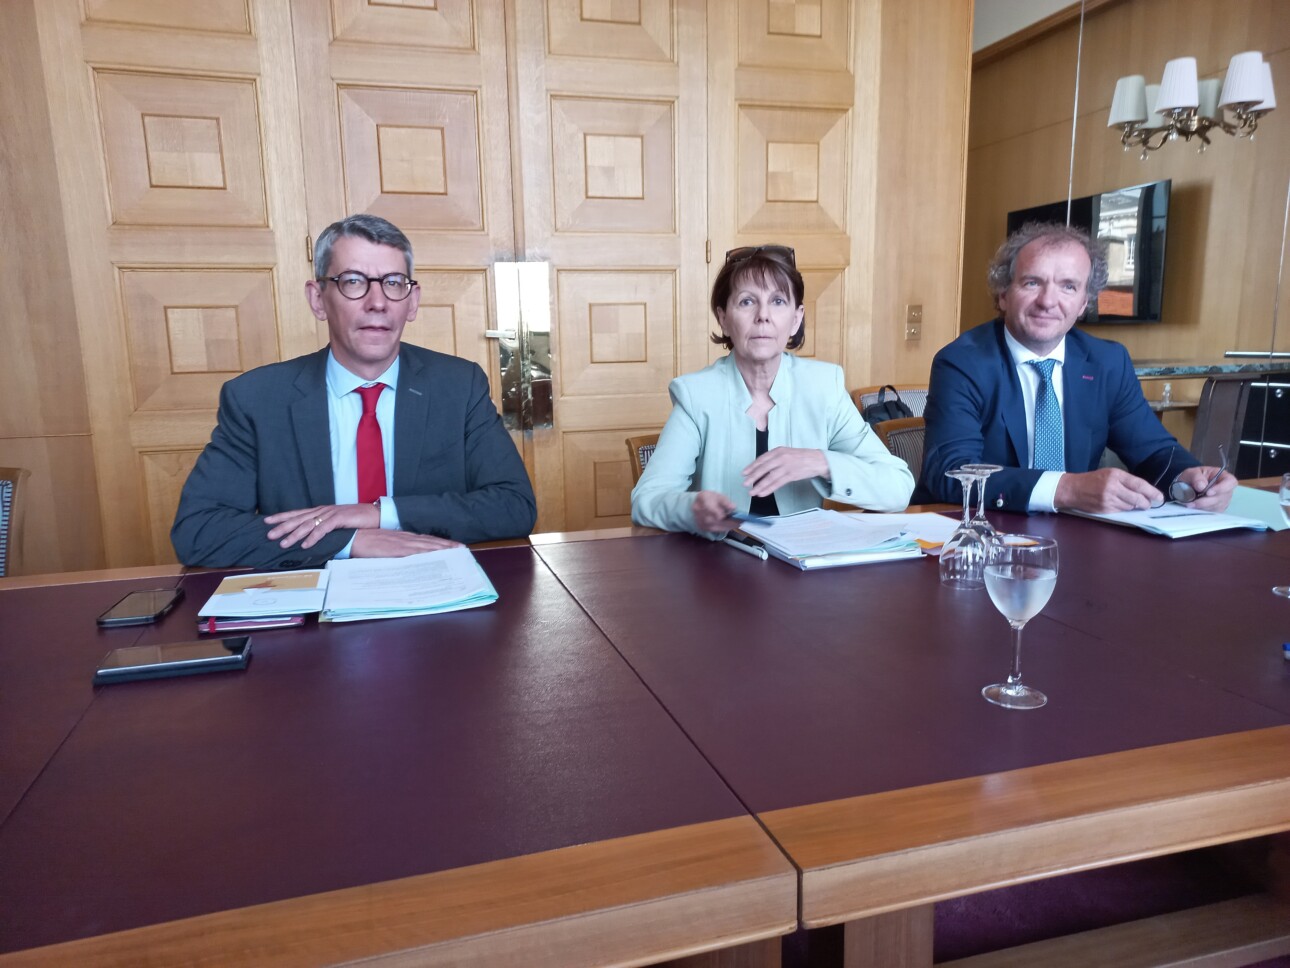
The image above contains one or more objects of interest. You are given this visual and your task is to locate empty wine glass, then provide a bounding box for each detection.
[982,534,1058,709]
[963,462,1003,542]
[1274,473,1290,598]
[941,468,989,589]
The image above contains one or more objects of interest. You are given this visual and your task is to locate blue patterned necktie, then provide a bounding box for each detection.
[1027,358,1065,471]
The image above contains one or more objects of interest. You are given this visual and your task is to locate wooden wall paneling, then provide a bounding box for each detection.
[33,0,312,568]
[289,0,518,472]
[709,0,855,373]
[0,437,106,576]
[513,0,707,532]
[0,1,101,575]
[867,0,973,387]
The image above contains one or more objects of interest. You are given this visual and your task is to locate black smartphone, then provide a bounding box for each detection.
[93,636,251,685]
[96,588,184,628]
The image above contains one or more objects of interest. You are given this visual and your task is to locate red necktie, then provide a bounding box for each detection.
[355,384,387,505]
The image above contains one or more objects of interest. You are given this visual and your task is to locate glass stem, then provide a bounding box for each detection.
[961,479,973,525]
[1006,621,1025,689]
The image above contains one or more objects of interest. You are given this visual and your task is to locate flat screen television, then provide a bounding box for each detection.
[1006,179,1171,324]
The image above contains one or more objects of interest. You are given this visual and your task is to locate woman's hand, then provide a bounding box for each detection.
[692,490,737,532]
[742,448,830,497]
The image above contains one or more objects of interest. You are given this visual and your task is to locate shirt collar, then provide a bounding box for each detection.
[326,350,400,399]
[1003,325,1066,368]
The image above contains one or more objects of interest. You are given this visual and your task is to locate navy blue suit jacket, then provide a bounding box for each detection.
[913,320,1195,510]
[172,344,536,568]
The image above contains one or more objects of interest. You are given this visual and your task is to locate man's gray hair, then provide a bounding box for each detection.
[986,221,1109,306]
[312,214,414,279]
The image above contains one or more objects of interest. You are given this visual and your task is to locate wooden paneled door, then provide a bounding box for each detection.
[512,0,711,532]
[35,0,315,566]
[288,0,517,417]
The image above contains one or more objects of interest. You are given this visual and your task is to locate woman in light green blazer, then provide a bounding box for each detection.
[631,245,914,538]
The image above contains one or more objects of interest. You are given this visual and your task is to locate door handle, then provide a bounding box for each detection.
[484,329,517,340]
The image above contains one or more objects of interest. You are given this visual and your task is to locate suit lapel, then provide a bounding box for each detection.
[1062,334,1095,471]
[393,346,430,495]
[994,323,1030,466]
[290,349,335,505]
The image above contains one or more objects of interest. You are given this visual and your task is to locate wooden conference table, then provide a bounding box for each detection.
[2,513,1290,966]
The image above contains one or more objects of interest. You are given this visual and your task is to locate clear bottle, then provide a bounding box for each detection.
[1161,382,1172,406]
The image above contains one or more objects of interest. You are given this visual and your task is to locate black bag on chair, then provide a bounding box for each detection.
[861,385,914,424]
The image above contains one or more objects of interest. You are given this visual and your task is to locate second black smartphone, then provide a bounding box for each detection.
[96,587,184,628]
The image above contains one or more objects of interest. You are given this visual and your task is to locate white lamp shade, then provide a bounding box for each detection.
[1109,74,1148,125]
[1220,51,1266,106]
[1155,56,1199,111]
[1144,84,1167,127]
[1197,77,1222,119]
[1254,60,1276,111]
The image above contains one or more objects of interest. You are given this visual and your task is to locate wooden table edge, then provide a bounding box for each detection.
[758,725,1290,926]
[0,815,796,967]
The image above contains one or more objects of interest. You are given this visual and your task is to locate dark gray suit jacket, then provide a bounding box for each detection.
[172,344,536,568]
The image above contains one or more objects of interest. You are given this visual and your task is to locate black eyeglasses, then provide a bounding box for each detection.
[321,272,417,301]
[724,245,796,268]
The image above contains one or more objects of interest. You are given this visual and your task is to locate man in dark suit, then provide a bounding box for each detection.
[172,214,536,569]
[914,222,1234,513]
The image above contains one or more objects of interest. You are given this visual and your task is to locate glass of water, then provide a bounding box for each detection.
[982,534,1058,709]
[1274,474,1290,598]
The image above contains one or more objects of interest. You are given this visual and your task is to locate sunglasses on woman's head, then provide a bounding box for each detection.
[724,245,796,268]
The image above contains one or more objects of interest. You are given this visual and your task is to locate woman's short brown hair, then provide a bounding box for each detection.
[709,245,806,351]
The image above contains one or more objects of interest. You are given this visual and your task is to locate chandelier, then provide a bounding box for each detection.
[1108,51,1276,158]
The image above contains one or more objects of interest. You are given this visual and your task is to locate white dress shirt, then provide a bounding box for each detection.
[325,351,402,557]
[1002,327,1066,512]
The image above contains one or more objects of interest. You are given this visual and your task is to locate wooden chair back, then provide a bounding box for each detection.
[626,434,660,484]
[872,418,926,479]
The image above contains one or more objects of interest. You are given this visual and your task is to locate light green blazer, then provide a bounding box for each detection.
[631,354,914,537]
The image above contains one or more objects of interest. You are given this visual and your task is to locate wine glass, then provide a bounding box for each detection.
[1274,473,1290,598]
[982,534,1058,709]
[963,462,1003,541]
[941,469,989,589]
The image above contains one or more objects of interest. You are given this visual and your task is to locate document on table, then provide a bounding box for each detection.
[1224,485,1290,531]
[1064,505,1268,538]
[736,508,923,569]
[320,546,498,622]
[197,570,329,618]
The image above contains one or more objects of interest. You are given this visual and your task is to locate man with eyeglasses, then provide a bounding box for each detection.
[172,214,536,568]
[914,222,1235,514]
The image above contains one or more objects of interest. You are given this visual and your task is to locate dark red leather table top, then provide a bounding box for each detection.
[0,548,748,953]
[534,516,1290,814]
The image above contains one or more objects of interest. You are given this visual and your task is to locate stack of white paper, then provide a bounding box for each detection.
[320,546,498,622]
[197,547,498,624]
[1065,505,1268,538]
[737,509,924,570]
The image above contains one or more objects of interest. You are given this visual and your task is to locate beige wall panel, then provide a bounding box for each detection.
[560,430,639,530]
[338,85,485,231]
[119,269,280,412]
[95,71,267,227]
[548,0,673,61]
[737,104,848,235]
[550,96,677,234]
[404,269,493,376]
[330,0,474,50]
[0,436,106,576]
[0,0,90,442]
[139,449,201,564]
[84,0,251,34]
[738,0,851,71]
[556,270,677,398]
[799,267,844,365]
